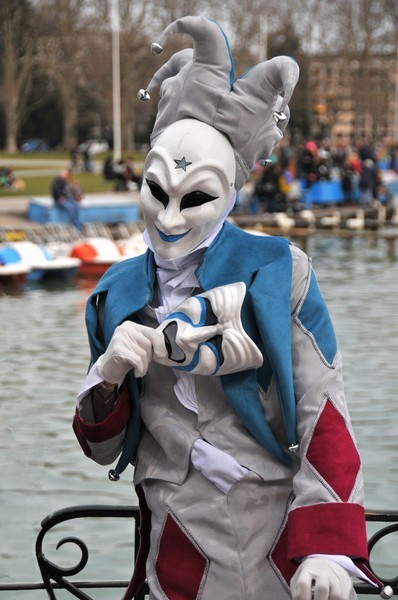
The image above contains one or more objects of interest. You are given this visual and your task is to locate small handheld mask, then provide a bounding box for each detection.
[153,282,263,376]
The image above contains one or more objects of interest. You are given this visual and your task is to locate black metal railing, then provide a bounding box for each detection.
[0,506,397,598]
[0,505,146,599]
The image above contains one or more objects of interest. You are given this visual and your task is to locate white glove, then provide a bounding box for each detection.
[96,321,166,384]
[290,557,355,600]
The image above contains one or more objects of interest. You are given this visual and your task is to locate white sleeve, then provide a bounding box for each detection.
[307,555,377,587]
[76,361,105,407]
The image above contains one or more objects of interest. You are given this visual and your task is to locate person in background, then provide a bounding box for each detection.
[0,167,25,191]
[253,161,284,213]
[111,159,128,191]
[341,161,356,205]
[299,141,319,189]
[107,158,143,192]
[72,16,390,600]
[359,158,377,205]
[124,158,143,190]
[103,155,115,182]
[389,143,398,172]
[70,143,80,173]
[51,168,82,229]
[82,143,94,173]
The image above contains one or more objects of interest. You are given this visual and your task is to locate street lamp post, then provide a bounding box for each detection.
[259,14,268,62]
[111,0,122,162]
[394,41,398,143]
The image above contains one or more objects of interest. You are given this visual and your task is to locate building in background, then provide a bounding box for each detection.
[308,52,398,145]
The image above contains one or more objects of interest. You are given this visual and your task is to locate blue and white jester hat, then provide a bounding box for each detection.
[138,15,299,191]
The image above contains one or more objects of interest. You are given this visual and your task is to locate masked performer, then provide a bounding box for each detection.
[73,16,390,600]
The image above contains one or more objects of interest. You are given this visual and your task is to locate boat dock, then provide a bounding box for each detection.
[232,203,398,257]
[1,194,398,258]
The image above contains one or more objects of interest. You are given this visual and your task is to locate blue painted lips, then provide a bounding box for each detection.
[156,226,191,242]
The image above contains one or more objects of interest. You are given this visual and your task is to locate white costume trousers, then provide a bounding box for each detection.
[141,464,293,600]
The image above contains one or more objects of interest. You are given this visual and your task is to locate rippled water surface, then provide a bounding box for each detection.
[1,236,397,598]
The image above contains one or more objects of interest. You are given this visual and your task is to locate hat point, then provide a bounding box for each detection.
[151,42,163,55]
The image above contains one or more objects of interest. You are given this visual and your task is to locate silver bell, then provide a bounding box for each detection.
[108,469,120,481]
[150,42,163,55]
[137,89,150,102]
[289,443,300,454]
[273,111,287,123]
[259,159,273,167]
[380,585,393,599]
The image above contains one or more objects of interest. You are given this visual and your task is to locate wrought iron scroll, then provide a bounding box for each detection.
[0,507,397,597]
[34,507,398,598]
[356,512,398,595]
[35,504,145,599]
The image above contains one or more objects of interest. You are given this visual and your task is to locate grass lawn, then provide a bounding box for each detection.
[0,149,146,197]
[0,172,116,197]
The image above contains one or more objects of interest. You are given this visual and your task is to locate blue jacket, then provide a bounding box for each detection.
[85,221,336,477]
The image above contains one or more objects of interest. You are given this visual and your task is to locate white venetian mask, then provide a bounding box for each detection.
[140,118,236,259]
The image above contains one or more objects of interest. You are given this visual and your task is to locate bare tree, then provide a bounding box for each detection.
[80,0,153,152]
[0,0,37,152]
[3,0,396,151]
[35,0,94,150]
[148,0,220,31]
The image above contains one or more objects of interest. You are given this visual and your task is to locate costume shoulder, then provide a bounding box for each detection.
[221,220,291,265]
[200,221,292,289]
[85,250,155,357]
[92,251,150,295]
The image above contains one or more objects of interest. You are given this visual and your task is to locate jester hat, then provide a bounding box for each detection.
[138,16,299,190]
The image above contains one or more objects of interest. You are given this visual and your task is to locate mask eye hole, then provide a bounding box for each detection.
[163,321,186,363]
[146,178,169,208]
[202,297,218,326]
[180,191,218,211]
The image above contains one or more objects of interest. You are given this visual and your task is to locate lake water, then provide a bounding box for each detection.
[1,235,397,599]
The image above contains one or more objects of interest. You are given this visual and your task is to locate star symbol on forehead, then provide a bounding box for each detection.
[174,156,192,171]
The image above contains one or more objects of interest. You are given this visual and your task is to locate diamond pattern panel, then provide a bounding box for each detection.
[269,519,299,587]
[156,513,208,600]
[306,398,361,501]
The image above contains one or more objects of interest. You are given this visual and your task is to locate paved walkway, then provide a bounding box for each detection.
[0,196,33,228]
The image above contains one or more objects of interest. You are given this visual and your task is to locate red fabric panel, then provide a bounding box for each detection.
[269,519,299,586]
[73,380,130,443]
[156,513,208,600]
[288,502,368,560]
[72,417,92,457]
[123,484,152,600]
[306,398,361,501]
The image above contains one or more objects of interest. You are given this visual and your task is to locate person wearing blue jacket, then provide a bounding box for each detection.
[73,16,389,600]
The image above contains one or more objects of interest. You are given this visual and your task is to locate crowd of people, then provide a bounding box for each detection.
[102,156,142,191]
[70,143,95,173]
[238,137,396,214]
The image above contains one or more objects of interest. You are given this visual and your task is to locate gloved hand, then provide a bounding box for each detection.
[96,321,166,384]
[290,557,354,600]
